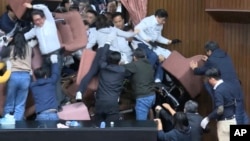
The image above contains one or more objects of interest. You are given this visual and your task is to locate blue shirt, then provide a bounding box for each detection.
[30,63,59,113]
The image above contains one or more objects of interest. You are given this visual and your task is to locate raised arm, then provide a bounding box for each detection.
[23,3,54,22]
[99,44,110,66]
[115,27,139,39]
[162,103,176,116]
[24,28,35,40]
[49,54,59,83]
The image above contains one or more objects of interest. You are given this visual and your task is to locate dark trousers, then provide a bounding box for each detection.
[42,50,67,106]
[94,100,120,123]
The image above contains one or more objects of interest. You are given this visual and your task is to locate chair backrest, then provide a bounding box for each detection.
[7,0,32,19]
[54,11,88,52]
[161,50,204,98]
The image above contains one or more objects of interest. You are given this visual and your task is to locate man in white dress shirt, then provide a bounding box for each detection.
[135,9,181,83]
[23,2,67,108]
[112,12,133,64]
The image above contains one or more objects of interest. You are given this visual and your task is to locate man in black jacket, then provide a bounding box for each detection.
[94,44,127,122]
[190,41,249,124]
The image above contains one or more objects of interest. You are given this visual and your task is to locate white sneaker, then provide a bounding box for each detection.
[0,113,15,125]
[75,91,82,101]
[154,78,161,83]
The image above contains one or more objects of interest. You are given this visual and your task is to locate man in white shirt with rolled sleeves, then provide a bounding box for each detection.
[135,9,181,84]
[23,2,67,109]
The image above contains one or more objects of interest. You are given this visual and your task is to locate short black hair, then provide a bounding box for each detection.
[62,0,70,5]
[55,6,67,13]
[123,24,134,31]
[132,48,146,59]
[173,112,189,131]
[34,67,48,79]
[205,41,219,52]
[95,14,111,30]
[107,51,121,65]
[111,12,124,20]
[107,0,118,5]
[69,3,80,11]
[184,100,198,113]
[79,0,90,3]
[205,67,221,80]
[155,9,168,18]
[31,9,45,18]
[6,5,13,12]
[87,9,98,17]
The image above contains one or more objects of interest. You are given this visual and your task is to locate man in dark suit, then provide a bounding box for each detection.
[201,68,237,141]
[190,41,249,124]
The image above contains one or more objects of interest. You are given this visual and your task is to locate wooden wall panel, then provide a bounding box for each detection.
[0,0,7,15]
[148,0,250,141]
[223,23,250,113]
[206,0,250,10]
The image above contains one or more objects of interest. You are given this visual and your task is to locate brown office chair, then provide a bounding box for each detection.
[54,11,88,53]
[8,0,63,19]
[161,50,204,98]
[7,0,32,19]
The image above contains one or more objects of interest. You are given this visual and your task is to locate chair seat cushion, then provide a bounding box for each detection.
[57,102,90,120]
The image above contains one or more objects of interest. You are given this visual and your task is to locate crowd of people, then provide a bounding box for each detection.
[0,0,249,141]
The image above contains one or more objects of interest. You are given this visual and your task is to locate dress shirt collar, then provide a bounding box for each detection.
[213,79,224,90]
